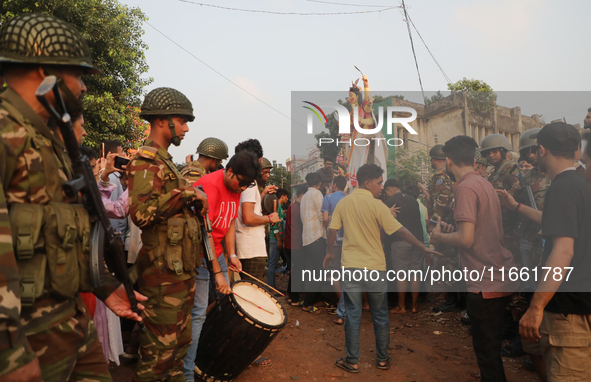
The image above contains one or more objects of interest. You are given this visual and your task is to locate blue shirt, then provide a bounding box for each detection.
[322,191,346,246]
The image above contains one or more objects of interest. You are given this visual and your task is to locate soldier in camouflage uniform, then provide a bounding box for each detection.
[474,149,488,177]
[127,87,213,381]
[0,13,145,382]
[510,128,550,282]
[481,134,521,264]
[180,137,229,184]
[425,145,461,311]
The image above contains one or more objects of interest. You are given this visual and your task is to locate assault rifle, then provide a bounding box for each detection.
[35,76,145,333]
[515,165,538,237]
[193,186,222,312]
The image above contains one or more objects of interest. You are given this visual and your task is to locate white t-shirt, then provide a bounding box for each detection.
[236,181,267,259]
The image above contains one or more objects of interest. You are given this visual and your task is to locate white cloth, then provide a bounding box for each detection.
[94,299,124,365]
[301,187,325,246]
[235,181,267,259]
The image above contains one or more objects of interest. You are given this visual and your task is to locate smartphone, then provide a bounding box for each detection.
[114,156,130,170]
[429,219,449,228]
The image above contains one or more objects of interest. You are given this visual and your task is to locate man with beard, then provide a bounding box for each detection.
[431,136,518,382]
[584,107,591,129]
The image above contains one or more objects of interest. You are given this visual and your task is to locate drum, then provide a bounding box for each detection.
[261,193,277,215]
[195,280,287,381]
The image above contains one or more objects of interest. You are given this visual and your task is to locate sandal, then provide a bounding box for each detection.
[335,357,359,374]
[291,301,304,307]
[321,301,336,310]
[303,306,322,314]
[253,356,272,367]
[376,357,391,370]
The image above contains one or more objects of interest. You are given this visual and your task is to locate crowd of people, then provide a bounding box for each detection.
[282,122,590,382]
[1,11,590,382]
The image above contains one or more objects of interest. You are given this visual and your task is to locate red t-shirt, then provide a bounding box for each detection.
[454,171,518,297]
[194,170,241,256]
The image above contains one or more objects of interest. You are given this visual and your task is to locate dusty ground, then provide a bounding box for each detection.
[111,272,539,382]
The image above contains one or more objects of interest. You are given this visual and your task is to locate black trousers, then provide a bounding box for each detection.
[466,293,511,382]
[286,248,300,302]
[302,238,326,307]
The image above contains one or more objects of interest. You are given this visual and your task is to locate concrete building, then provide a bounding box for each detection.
[291,144,323,181]
[386,92,544,152]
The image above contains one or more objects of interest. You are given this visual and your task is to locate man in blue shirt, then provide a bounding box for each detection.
[322,176,348,324]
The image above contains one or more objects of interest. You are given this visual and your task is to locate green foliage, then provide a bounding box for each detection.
[315,111,341,162]
[424,90,444,106]
[268,160,292,191]
[0,0,152,151]
[388,149,432,188]
[447,77,497,115]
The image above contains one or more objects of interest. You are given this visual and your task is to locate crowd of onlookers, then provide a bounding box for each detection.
[282,122,591,381]
[78,120,591,382]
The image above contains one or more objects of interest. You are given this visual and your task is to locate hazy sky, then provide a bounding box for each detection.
[121,0,591,164]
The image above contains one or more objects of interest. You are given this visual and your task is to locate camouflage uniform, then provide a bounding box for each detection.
[487,159,521,263]
[510,165,549,292]
[0,14,117,381]
[180,160,206,185]
[427,166,458,289]
[128,138,201,382]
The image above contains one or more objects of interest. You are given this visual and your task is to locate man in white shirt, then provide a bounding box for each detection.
[236,160,280,280]
[300,172,326,313]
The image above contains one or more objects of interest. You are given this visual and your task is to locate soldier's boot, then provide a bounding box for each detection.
[501,335,525,358]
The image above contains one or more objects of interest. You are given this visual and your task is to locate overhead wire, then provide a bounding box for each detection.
[406,12,452,85]
[178,0,398,15]
[401,0,426,105]
[144,21,299,126]
[302,0,399,8]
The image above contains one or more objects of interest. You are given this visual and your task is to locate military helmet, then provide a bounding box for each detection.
[429,144,446,160]
[474,149,488,166]
[140,87,195,122]
[0,13,99,74]
[480,134,512,152]
[519,128,541,151]
[261,157,273,169]
[196,137,228,160]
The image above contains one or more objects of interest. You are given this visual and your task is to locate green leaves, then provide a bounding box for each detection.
[0,0,152,152]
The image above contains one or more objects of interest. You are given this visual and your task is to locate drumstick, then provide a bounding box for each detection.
[233,292,274,315]
[229,266,285,297]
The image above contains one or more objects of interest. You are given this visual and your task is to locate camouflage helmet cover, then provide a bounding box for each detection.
[140,87,195,121]
[0,13,99,73]
[429,144,446,160]
[474,149,488,166]
[261,157,273,169]
[519,128,541,151]
[480,134,513,152]
[196,137,229,160]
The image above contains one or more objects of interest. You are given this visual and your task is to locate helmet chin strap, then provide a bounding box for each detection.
[168,115,181,146]
[43,70,83,115]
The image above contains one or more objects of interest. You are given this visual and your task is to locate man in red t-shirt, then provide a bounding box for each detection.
[431,136,518,381]
[183,150,260,381]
